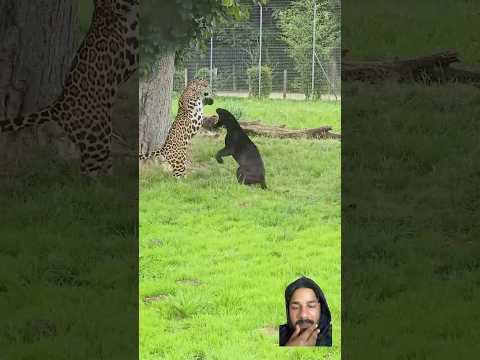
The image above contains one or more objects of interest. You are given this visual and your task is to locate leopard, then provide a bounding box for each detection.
[0,0,139,176]
[139,79,214,177]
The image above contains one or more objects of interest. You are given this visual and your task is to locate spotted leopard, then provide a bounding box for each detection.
[0,0,138,176]
[139,79,214,177]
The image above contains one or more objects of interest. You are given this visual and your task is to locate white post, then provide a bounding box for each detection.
[258,2,263,97]
[311,0,317,100]
[184,68,188,88]
[210,36,213,88]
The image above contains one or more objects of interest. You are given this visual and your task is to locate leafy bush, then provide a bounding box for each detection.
[173,69,186,93]
[195,67,211,80]
[247,65,272,98]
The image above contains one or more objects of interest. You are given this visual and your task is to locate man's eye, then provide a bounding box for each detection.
[308,304,317,309]
[290,306,299,310]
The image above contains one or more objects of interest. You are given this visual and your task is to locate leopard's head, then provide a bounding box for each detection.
[180,79,214,110]
[95,0,138,17]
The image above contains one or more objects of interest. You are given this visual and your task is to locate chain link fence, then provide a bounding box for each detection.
[174,0,340,101]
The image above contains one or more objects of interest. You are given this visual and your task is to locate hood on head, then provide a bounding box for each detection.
[284,276,332,342]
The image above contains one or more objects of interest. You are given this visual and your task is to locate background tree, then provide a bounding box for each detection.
[276,0,340,98]
[139,0,262,154]
[0,0,79,157]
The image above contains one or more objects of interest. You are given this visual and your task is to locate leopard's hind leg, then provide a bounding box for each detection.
[72,116,113,176]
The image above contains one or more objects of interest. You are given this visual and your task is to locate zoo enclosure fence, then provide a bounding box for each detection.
[174,0,341,101]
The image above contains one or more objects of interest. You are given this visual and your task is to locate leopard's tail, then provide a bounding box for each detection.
[1,107,56,133]
[139,148,163,161]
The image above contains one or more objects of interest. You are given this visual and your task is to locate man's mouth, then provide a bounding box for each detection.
[296,319,315,330]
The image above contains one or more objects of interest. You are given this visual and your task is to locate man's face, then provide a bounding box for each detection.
[288,288,321,331]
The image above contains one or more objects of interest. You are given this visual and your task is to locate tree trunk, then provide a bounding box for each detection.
[0,0,79,156]
[139,49,175,154]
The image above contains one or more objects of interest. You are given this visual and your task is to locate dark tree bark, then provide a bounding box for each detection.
[0,0,79,156]
[342,50,480,87]
[139,49,175,154]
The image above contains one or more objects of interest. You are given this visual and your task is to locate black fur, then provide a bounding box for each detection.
[214,108,267,189]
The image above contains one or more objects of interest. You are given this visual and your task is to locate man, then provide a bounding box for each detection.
[279,276,332,346]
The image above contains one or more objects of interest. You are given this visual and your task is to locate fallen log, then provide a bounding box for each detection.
[342,50,480,87]
[202,116,341,140]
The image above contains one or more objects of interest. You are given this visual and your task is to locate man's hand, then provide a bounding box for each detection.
[285,323,319,346]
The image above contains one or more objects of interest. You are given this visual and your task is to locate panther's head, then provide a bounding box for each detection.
[212,108,236,129]
[180,79,214,109]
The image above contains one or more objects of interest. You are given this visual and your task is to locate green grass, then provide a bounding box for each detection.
[140,100,341,359]
[172,96,341,132]
[342,1,480,356]
[0,158,138,359]
[343,0,480,64]
[342,81,480,358]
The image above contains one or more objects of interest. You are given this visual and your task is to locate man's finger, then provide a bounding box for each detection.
[299,323,317,339]
[291,324,301,338]
[307,327,320,343]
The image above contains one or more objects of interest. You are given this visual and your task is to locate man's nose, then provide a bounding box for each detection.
[300,306,310,317]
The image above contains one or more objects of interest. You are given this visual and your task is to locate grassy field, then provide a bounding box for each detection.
[140,98,341,359]
[341,0,480,357]
[342,81,480,358]
[200,97,340,132]
[343,0,480,64]
[0,163,138,359]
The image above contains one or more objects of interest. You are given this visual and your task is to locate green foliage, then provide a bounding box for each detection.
[140,0,251,74]
[247,66,272,98]
[194,67,211,80]
[276,0,339,98]
[173,69,186,93]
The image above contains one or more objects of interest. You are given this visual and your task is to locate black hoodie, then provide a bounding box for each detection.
[279,276,332,346]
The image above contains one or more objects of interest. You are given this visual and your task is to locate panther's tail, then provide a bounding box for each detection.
[1,107,56,133]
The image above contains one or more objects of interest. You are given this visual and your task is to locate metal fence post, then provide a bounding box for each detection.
[311,0,317,100]
[209,36,213,89]
[184,68,188,89]
[258,2,263,98]
[233,64,236,91]
[283,69,287,99]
